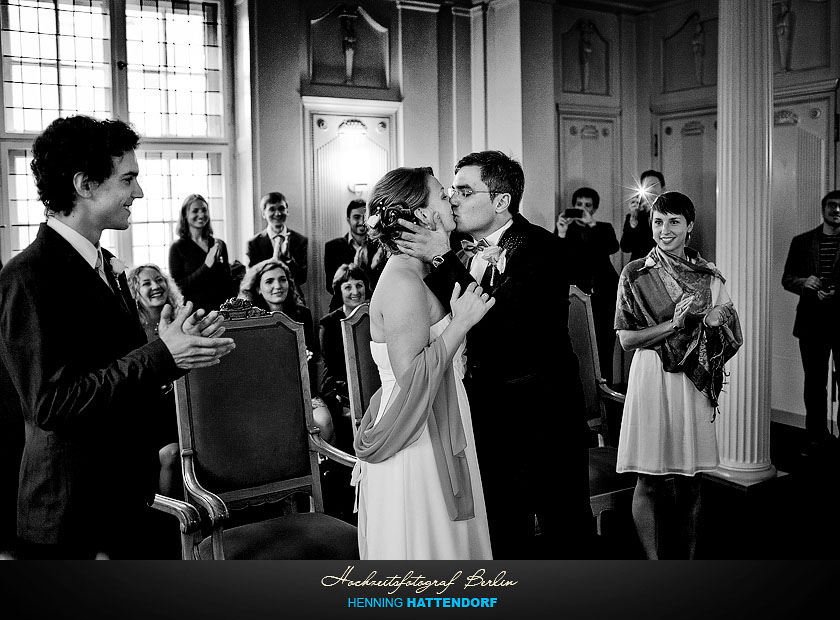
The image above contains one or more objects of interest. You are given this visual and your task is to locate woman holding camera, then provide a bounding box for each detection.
[615,191,742,559]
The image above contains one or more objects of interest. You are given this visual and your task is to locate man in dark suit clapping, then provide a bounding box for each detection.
[246,192,308,302]
[0,115,235,559]
[396,150,593,558]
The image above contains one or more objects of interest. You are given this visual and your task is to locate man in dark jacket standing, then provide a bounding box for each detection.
[0,115,234,558]
[555,186,620,383]
[396,150,593,559]
[782,189,840,453]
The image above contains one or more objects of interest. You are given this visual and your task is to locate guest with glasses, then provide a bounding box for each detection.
[394,151,593,559]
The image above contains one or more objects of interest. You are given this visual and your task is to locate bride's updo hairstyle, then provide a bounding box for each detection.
[366,166,434,254]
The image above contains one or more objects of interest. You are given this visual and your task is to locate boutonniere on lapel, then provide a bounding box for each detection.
[109,257,127,290]
[482,246,507,287]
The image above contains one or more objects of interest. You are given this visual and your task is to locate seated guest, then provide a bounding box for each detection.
[126,264,184,498]
[168,193,235,313]
[239,259,334,444]
[555,186,620,383]
[319,263,370,448]
[323,199,386,311]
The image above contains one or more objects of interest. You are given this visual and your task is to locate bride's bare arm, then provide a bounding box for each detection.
[382,273,434,381]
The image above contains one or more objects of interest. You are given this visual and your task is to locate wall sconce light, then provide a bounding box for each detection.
[349,182,368,196]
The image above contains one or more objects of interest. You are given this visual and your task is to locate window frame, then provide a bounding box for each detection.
[0,0,236,267]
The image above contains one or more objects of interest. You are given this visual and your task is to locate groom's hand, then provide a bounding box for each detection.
[395,212,451,262]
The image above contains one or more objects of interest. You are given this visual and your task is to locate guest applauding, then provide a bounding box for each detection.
[127,263,184,498]
[240,259,334,444]
[169,194,234,313]
[615,191,743,559]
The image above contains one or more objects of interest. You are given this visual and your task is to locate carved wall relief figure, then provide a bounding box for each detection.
[309,4,389,89]
[339,6,358,84]
[662,11,718,92]
[774,1,793,71]
[691,19,705,85]
[561,18,610,96]
[579,21,594,93]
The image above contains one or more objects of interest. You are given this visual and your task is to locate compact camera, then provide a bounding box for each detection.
[564,207,585,219]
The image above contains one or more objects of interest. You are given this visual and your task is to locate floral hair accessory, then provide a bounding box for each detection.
[110,257,127,276]
[366,214,380,228]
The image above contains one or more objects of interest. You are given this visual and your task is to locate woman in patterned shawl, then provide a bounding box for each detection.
[615,191,742,559]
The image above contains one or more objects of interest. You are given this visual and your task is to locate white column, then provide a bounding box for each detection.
[713,0,776,483]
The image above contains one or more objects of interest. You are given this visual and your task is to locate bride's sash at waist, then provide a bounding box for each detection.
[353,337,475,521]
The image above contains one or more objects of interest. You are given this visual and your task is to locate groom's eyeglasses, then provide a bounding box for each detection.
[447,186,496,200]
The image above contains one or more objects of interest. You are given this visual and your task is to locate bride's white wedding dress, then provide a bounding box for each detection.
[355,315,492,559]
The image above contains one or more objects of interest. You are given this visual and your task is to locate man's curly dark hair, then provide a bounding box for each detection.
[30,115,141,216]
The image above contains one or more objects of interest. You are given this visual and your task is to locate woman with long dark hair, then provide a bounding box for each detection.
[239,259,335,445]
[168,193,234,313]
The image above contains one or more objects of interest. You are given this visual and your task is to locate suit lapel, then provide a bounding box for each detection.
[485,214,526,292]
[101,249,134,317]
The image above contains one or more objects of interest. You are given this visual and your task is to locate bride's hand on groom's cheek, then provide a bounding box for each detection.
[394,213,450,261]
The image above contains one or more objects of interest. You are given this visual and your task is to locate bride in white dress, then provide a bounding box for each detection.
[353,166,494,560]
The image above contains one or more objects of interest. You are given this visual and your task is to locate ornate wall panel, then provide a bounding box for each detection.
[658,112,718,260]
[770,97,832,419]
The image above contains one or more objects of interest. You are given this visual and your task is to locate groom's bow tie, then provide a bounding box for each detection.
[460,238,491,257]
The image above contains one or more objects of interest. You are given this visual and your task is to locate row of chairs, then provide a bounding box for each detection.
[153,287,635,558]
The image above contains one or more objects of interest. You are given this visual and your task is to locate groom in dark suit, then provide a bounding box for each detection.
[397,150,593,558]
[0,115,235,559]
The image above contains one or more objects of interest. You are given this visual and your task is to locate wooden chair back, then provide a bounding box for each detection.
[340,303,380,437]
[171,303,357,558]
[568,286,636,535]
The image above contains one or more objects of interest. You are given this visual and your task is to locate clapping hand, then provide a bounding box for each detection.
[450,282,496,330]
[159,302,236,370]
[671,294,694,330]
[181,307,226,339]
[703,301,735,328]
[204,240,223,268]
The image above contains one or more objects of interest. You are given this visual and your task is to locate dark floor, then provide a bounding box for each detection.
[592,422,840,559]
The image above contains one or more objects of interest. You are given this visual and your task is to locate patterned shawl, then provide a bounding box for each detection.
[615,246,743,410]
